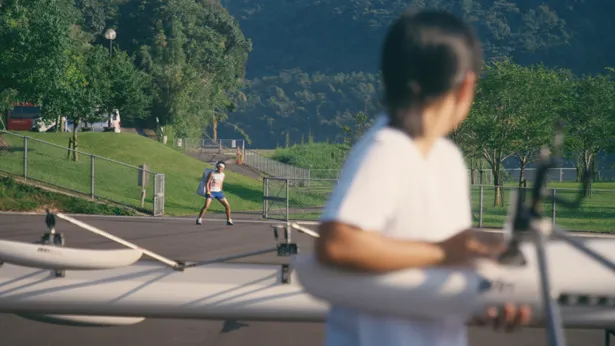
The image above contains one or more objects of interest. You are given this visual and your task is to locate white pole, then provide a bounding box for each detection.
[55,213,181,269]
[290,223,320,238]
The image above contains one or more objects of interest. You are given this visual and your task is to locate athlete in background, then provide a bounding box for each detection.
[315,9,531,346]
[196,161,234,226]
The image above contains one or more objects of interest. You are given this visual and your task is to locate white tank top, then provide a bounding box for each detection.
[208,172,225,192]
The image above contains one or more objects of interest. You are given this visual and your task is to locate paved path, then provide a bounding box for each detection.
[0,214,610,346]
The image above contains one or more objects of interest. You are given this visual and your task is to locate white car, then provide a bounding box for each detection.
[65,110,121,133]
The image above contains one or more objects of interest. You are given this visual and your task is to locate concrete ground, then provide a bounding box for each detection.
[0,213,610,346]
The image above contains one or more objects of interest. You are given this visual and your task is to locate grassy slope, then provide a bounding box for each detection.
[266,143,615,231]
[0,176,136,215]
[0,131,262,216]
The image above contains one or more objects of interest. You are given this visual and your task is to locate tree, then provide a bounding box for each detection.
[341,111,371,146]
[99,48,152,127]
[507,64,571,187]
[464,59,564,206]
[113,0,251,139]
[0,0,79,103]
[563,71,615,192]
[40,42,109,161]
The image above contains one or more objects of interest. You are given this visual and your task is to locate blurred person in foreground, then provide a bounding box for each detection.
[315,9,532,346]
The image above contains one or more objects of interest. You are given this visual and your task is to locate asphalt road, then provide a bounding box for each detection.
[0,213,610,346]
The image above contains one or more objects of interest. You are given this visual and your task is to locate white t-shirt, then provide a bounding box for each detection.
[320,114,472,346]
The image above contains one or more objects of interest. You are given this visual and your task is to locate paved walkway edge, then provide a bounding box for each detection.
[2,211,614,238]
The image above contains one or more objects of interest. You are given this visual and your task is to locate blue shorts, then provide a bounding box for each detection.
[207,191,225,200]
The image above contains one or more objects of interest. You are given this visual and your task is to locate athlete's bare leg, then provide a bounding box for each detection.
[196,198,213,224]
[219,198,233,225]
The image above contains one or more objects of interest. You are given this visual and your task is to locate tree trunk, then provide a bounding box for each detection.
[469,158,476,185]
[491,159,503,207]
[582,150,594,198]
[71,119,79,161]
[518,156,528,188]
[212,117,218,141]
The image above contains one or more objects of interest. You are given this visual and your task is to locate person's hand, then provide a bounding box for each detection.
[472,303,532,332]
[206,191,211,197]
[437,229,505,265]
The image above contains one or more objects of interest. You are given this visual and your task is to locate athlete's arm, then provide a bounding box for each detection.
[205,172,213,195]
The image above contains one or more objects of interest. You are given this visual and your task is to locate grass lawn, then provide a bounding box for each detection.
[0,176,136,215]
[0,131,263,216]
[263,177,615,232]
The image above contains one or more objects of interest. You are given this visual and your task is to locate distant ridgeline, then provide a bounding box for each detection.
[221,0,615,149]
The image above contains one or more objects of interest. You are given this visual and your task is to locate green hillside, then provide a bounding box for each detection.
[0,131,262,216]
[0,176,136,216]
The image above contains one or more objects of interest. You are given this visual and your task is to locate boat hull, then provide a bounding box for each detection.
[2,242,615,329]
[0,261,327,322]
[15,314,146,326]
[295,238,615,328]
[0,240,143,270]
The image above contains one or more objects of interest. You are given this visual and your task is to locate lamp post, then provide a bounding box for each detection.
[103,28,117,129]
[104,28,116,58]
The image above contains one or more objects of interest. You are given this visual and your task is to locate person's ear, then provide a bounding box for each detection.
[453,72,477,119]
[456,72,476,103]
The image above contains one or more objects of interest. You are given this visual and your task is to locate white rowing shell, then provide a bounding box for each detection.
[15,314,145,327]
[4,237,615,328]
[294,237,615,327]
[0,240,143,270]
[0,261,325,322]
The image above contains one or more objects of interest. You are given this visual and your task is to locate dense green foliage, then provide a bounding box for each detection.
[220,0,615,148]
[269,59,615,202]
[4,0,615,163]
[0,0,250,142]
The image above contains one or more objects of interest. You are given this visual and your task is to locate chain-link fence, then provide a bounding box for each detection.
[244,150,310,181]
[263,178,336,221]
[0,131,165,215]
[259,166,615,186]
[470,185,615,232]
[308,169,341,179]
[263,176,615,232]
[167,137,246,155]
[468,167,615,184]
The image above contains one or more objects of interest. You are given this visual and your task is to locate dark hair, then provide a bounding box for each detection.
[380,9,483,119]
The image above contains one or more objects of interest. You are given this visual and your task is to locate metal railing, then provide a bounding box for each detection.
[256,164,615,186]
[263,177,615,233]
[0,130,165,216]
[169,137,246,155]
[467,167,615,185]
[244,150,310,181]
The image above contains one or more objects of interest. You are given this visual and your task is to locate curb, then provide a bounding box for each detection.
[2,211,614,238]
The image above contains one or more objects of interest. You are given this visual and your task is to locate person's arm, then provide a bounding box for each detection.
[315,138,441,272]
[315,136,499,273]
[205,172,213,195]
[316,221,446,272]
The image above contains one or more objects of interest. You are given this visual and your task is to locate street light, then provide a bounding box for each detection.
[104,28,116,58]
[103,28,117,130]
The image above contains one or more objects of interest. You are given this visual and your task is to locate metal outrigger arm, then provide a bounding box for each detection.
[496,120,613,346]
